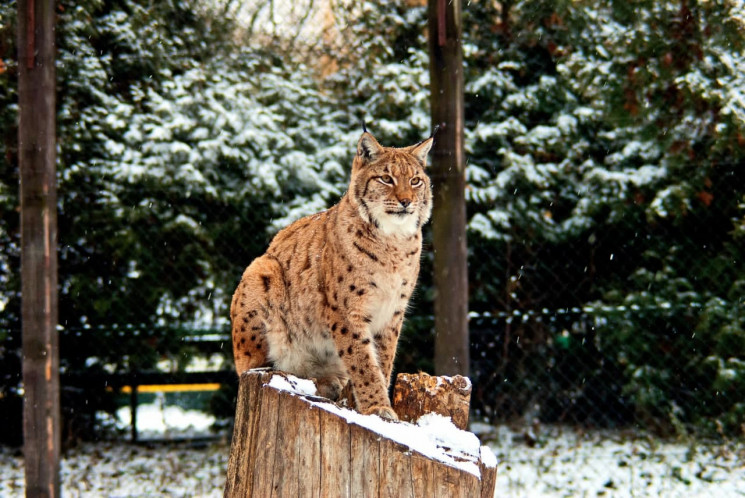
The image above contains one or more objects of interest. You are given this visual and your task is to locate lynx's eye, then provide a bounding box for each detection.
[378,175,394,185]
[410,177,422,186]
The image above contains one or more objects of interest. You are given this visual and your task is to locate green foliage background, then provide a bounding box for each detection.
[1,0,743,440]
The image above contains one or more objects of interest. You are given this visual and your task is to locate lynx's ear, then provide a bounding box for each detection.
[357,132,383,161]
[407,136,434,166]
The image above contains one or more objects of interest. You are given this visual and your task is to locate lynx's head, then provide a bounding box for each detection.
[349,132,434,237]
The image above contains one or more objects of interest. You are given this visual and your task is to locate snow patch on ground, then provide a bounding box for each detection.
[1,402,743,497]
[477,423,745,498]
[1,441,227,498]
[115,398,216,440]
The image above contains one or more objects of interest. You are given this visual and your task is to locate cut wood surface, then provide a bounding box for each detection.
[224,370,497,498]
[392,372,472,430]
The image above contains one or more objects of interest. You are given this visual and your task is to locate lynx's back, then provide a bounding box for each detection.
[231,131,433,419]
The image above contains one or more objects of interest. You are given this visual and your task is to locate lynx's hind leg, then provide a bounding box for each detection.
[231,255,287,374]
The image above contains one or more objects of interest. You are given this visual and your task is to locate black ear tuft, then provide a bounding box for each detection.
[362,119,367,134]
[409,136,434,165]
[357,132,383,161]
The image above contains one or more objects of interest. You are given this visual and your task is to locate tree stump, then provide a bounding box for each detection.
[224,370,497,498]
[392,372,472,430]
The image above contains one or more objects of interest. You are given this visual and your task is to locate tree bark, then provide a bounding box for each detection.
[428,0,470,376]
[225,371,497,498]
[18,1,60,496]
[392,372,472,430]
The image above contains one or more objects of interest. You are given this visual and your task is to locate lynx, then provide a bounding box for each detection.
[231,130,433,420]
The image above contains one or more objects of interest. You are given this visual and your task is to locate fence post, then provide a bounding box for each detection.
[130,382,139,442]
[428,0,470,377]
[18,0,60,496]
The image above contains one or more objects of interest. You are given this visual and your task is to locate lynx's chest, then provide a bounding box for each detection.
[363,246,420,334]
[325,213,422,334]
[366,277,405,334]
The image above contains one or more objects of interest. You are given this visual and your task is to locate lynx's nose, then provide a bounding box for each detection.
[398,198,412,208]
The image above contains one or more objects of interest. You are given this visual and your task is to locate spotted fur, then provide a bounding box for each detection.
[231,132,433,419]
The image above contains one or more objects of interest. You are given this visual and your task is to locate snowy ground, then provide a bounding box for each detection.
[476,423,745,497]
[114,395,217,440]
[1,402,743,497]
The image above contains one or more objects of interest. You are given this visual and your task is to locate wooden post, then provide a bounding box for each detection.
[428,0,470,377]
[225,371,497,498]
[130,384,139,443]
[18,0,60,497]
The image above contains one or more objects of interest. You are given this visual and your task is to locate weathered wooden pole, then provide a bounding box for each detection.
[18,0,60,496]
[428,0,470,376]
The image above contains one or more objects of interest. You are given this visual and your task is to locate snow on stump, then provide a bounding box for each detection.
[224,369,497,498]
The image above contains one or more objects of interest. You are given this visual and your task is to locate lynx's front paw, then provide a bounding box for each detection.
[315,377,344,401]
[364,405,399,421]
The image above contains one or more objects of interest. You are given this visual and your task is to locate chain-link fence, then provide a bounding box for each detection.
[460,163,744,436]
[1,0,744,450]
[23,171,739,442]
